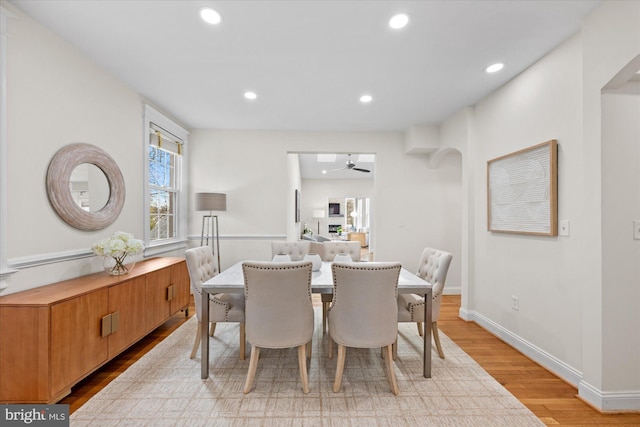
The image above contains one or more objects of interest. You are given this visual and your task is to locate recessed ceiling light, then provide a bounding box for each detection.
[200,7,222,25]
[360,94,373,104]
[322,170,327,174]
[389,13,409,30]
[244,91,257,100]
[485,63,504,73]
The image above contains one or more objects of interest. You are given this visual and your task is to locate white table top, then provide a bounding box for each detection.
[203,261,432,295]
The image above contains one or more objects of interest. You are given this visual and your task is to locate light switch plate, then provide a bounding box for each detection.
[559,220,570,237]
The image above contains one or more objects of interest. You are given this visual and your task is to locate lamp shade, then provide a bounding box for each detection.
[195,192,227,212]
[313,210,325,218]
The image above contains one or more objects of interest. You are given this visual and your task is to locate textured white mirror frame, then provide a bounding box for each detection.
[46,143,125,231]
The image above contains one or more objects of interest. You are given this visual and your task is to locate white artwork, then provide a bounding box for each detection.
[487,140,558,236]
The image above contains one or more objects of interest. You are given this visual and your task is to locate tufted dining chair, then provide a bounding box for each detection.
[184,246,246,360]
[320,241,361,262]
[270,240,311,261]
[396,247,453,359]
[319,240,361,333]
[242,261,315,394]
[328,262,401,395]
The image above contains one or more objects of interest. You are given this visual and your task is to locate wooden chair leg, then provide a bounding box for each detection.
[243,345,260,394]
[328,336,334,359]
[298,344,310,394]
[384,345,399,395]
[322,301,329,334]
[333,344,347,393]
[307,339,313,360]
[239,322,246,360]
[392,338,398,361]
[190,322,201,359]
[416,322,423,337]
[209,322,216,337]
[432,321,445,359]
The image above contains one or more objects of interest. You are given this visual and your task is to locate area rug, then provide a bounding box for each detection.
[70,309,544,426]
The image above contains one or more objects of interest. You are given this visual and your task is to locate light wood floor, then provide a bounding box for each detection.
[60,295,640,425]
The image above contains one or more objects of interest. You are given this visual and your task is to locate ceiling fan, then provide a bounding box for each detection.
[327,154,370,173]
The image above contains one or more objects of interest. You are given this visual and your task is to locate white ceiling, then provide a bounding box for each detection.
[298,153,375,180]
[13,0,601,134]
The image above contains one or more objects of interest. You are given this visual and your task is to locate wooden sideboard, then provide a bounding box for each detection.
[0,257,189,403]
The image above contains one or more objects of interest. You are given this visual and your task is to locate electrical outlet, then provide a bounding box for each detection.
[559,219,570,237]
[634,220,640,240]
[511,296,519,311]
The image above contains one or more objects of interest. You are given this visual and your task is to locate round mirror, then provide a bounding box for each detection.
[47,143,125,231]
[69,163,110,212]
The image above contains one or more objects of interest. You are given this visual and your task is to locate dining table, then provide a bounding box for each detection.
[200,261,433,379]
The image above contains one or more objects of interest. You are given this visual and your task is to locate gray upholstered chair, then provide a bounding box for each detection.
[242,261,315,394]
[396,247,453,359]
[320,240,361,333]
[328,262,401,395]
[184,246,246,360]
[270,240,311,261]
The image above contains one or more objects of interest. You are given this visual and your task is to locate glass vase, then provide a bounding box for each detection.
[103,255,135,276]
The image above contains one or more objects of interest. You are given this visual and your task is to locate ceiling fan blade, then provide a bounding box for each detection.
[352,167,370,173]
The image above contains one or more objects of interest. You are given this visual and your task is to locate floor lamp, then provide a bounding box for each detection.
[313,210,325,234]
[195,192,226,270]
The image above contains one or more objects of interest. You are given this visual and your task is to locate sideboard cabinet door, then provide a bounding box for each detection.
[170,262,190,315]
[145,267,172,331]
[50,288,109,398]
[108,276,147,358]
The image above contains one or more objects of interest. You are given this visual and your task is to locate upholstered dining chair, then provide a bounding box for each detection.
[396,247,453,359]
[270,240,311,261]
[242,261,315,394]
[328,262,401,395]
[320,240,361,333]
[184,246,246,360]
[320,240,361,262]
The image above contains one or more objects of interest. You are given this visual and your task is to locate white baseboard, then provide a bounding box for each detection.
[459,307,640,412]
[579,381,640,412]
[460,308,583,387]
[443,286,461,295]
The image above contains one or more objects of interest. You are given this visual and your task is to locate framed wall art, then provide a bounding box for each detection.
[487,140,558,236]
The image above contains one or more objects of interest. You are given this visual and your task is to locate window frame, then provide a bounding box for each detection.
[143,105,189,255]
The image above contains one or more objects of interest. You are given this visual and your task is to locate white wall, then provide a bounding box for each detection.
[441,0,640,411]
[580,2,640,410]
[188,130,463,286]
[601,88,640,392]
[471,32,585,370]
[2,3,157,295]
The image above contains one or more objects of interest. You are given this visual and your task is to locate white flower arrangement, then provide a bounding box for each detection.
[92,231,144,257]
[92,231,144,275]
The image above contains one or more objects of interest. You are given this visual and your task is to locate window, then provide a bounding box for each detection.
[148,139,179,241]
[144,105,188,250]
